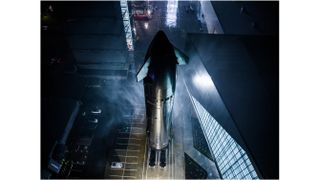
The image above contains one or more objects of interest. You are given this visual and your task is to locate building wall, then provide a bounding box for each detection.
[211,1,279,35]
[181,34,279,178]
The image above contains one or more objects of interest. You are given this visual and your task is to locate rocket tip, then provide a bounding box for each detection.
[154,30,168,40]
[152,30,171,48]
[147,30,173,59]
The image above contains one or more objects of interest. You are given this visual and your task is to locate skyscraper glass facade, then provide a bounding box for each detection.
[191,95,259,179]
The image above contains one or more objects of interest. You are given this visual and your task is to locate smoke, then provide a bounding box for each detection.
[100,74,145,121]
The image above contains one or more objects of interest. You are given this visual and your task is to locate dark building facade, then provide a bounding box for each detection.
[41,1,278,179]
[179,34,278,179]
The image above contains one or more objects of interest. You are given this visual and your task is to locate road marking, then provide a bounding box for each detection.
[124,162,138,165]
[109,174,136,178]
[171,138,174,178]
[110,168,137,172]
[142,135,148,179]
[131,127,144,130]
[116,143,141,146]
[114,149,140,152]
[112,155,138,158]
[122,118,132,178]
[106,109,146,179]
[131,123,144,125]
[125,169,138,172]
[117,137,142,141]
[118,131,144,135]
[109,168,124,171]
[108,161,139,165]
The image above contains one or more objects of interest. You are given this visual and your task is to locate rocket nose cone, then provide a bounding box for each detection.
[155,30,167,39]
[145,30,174,61]
[153,30,170,45]
[150,30,173,57]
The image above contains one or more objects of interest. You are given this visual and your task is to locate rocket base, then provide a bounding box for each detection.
[144,140,173,179]
[148,147,168,168]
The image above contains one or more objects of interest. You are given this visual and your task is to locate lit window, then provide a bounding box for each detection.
[190,95,259,179]
[165,0,178,27]
[120,0,134,51]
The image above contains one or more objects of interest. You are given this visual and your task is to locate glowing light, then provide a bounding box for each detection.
[144,22,149,30]
[165,0,178,28]
[193,73,213,89]
[49,5,53,12]
[133,27,136,35]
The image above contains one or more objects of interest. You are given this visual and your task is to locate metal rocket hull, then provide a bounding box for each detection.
[144,65,176,150]
[136,31,188,150]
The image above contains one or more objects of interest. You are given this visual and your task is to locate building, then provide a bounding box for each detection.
[41,1,278,179]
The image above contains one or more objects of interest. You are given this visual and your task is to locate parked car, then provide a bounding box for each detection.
[88,118,98,124]
[90,107,101,114]
[111,162,123,169]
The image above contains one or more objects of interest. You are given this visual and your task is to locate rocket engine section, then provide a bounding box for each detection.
[136,31,188,151]
[143,63,176,150]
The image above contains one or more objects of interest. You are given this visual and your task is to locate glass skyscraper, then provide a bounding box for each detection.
[191,95,259,179]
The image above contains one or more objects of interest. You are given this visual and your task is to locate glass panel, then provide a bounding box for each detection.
[191,96,259,180]
[120,0,134,51]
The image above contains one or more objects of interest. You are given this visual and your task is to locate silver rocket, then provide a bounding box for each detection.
[137,31,188,151]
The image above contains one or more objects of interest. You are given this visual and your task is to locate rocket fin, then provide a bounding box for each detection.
[174,47,189,65]
[136,57,151,82]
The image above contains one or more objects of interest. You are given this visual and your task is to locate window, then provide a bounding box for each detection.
[190,96,259,179]
[120,0,134,51]
[165,0,178,27]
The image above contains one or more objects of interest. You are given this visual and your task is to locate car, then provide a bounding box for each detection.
[111,162,123,169]
[73,160,86,165]
[90,107,101,114]
[132,6,152,21]
[88,118,98,124]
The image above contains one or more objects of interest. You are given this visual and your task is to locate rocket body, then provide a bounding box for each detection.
[136,31,188,150]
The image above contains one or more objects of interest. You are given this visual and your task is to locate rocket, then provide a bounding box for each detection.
[136,30,188,167]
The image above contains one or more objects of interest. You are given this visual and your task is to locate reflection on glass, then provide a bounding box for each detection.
[190,96,259,179]
[192,72,213,90]
[166,0,178,28]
